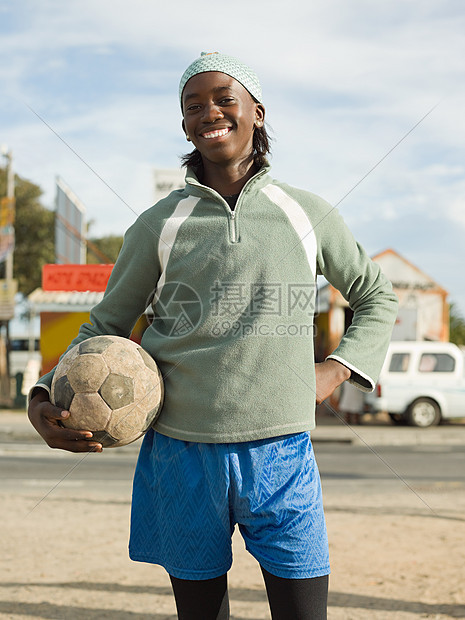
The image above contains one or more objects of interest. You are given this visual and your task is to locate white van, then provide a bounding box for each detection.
[364,341,465,427]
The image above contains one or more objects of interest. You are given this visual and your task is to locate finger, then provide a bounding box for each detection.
[29,408,69,438]
[30,401,70,428]
[55,426,95,441]
[42,424,99,448]
[66,441,103,454]
[49,436,103,453]
[40,403,72,421]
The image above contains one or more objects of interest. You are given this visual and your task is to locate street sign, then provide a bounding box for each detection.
[0,278,18,320]
[55,177,86,264]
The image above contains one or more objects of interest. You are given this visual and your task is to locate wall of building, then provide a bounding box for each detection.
[315,249,449,362]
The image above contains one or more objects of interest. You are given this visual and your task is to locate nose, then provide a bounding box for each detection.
[201,102,224,124]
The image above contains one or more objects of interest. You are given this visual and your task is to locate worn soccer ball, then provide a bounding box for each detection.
[51,335,164,447]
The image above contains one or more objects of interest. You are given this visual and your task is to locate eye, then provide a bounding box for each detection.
[219,97,235,105]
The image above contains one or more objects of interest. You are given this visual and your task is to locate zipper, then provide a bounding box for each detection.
[185,166,269,245]
[224,166,269,243]
[228,209,237,243]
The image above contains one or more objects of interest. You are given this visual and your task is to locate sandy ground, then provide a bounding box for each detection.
[1,477,464,619]
[1,410,464,619]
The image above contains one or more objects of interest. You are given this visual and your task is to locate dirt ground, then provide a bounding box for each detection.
[1,478,464,619]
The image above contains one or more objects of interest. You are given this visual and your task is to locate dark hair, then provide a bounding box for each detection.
[180,124,272,172]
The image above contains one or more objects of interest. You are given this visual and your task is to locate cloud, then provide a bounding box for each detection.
[447,196,465,229]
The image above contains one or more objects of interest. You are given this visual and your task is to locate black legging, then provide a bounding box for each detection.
[170,567,328,619]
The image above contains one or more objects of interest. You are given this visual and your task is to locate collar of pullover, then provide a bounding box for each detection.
[184,164,271,202]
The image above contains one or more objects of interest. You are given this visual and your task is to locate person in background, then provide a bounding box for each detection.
[338,379,365,425]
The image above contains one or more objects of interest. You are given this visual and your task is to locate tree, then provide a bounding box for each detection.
[0,168,55,296]
[86,235,123,264]
[449,302,465,347]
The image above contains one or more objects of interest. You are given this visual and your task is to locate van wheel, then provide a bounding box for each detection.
[407,399,441,427]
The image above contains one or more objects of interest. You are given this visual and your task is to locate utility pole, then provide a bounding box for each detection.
[0,146,16,406]
[4,148,14,280]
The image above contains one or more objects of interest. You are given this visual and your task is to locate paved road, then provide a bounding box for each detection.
[2,409,465,446]
[2,440,464,499]
[314,443,465,495]
[0,442,138,495]
[1,408,464,503]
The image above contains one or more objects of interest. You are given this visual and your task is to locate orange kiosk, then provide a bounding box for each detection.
[34,264,148,374]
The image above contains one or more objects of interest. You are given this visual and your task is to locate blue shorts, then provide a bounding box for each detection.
[129,430,330,580]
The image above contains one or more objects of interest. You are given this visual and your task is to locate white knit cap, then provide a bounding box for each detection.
[179,52,262,108]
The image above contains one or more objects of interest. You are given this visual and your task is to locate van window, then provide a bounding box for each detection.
[389,353,410,372]
[418,353,455,373]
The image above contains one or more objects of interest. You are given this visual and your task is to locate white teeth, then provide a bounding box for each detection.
[202,128,230,139]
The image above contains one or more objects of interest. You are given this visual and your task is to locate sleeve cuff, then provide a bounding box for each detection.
[27,383,51,408]
[325,355,375,393]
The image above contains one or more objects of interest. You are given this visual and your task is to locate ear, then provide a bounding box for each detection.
[254,104,265,128]
[182,119,191,141]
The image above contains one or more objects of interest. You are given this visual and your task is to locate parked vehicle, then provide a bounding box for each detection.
[10,336,41,377]
[364,341,465,427]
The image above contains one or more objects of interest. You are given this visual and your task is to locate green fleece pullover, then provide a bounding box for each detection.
[35,165,398,443]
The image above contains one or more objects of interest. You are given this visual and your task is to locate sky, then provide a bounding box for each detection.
[1,0,465,315]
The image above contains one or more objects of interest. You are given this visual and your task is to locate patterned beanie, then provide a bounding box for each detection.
[179,52,262,109]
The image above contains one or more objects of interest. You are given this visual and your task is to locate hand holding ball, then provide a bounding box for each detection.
[51,336,164,447]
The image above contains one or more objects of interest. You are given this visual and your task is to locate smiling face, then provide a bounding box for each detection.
[181,71,265,171]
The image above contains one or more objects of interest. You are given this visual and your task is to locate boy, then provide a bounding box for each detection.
[28,52,398,619]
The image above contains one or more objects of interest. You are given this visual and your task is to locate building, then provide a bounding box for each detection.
[315,248,449,362]
[28,264,148,376]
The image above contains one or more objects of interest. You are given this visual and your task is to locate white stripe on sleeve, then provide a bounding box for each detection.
[154,196,200,303]
[261,184,317,279]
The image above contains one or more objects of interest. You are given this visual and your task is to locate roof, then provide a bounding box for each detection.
[28,288,104,313]
[372,248,447,294]
[318,248,447,295]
